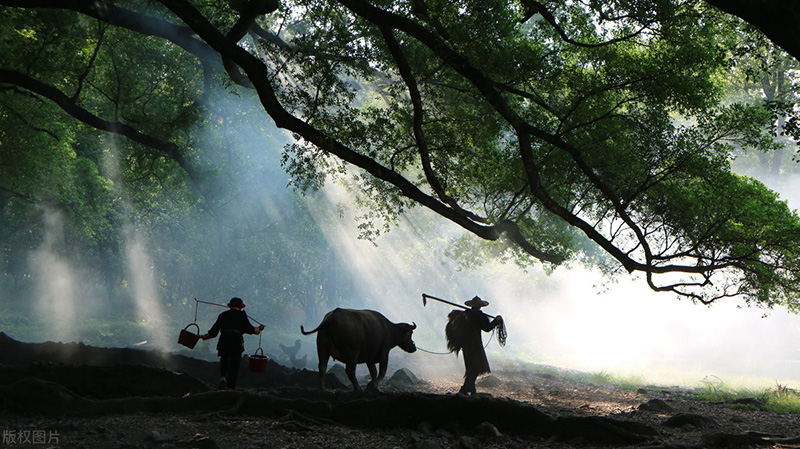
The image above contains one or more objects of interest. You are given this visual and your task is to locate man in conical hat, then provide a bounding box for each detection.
[445,296,503,395]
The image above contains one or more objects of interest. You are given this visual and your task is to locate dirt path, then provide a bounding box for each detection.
[4,368,800,449]
[3,333,800,449]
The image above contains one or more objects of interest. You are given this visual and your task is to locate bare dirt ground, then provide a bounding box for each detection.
[2,333,800,449]
[4,367,800,449]
[418,371,800,448]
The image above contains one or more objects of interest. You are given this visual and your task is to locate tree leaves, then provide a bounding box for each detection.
[1,0,799,307]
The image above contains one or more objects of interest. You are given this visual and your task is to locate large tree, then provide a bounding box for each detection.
[1,0,799,307]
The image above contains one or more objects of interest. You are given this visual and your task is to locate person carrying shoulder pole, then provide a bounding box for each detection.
[444,296,504,396]
[201,297,264,390]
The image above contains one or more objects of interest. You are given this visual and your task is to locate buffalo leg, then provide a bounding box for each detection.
[376,359,388,386]
[345,362,360,391]
[366,363,379,391]
[316,336,330,391]
[317,355,329,391]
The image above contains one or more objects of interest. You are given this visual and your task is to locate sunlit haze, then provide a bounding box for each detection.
[8,91,800,392]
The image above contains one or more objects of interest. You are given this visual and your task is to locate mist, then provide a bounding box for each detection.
[284,140,800,390]
[3,84,800,392]
[29,208,79,341]
[299,178,800,390]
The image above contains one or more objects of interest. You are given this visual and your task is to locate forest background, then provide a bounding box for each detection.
[1,0,800,387]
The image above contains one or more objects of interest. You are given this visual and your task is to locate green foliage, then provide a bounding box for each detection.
[274,0,800,305]
[1,0,800,311]
[0,5,359,330]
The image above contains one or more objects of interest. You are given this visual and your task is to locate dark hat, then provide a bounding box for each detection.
[464,296,489,308]
[228,297,246,308]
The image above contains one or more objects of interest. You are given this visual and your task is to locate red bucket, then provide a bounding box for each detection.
[177,323,201,349]
[249,347,269,372]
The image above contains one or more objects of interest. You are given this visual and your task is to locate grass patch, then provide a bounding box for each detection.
[691,376,800,414]
[767,383,800,413]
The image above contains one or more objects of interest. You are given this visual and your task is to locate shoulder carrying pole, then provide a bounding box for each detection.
[421,293,496,319]
[194,297,265,326]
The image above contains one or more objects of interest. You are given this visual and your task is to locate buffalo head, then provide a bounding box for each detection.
[398,322,417,353]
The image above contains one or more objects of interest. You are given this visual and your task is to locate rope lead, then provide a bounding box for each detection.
[416,327,501,356]
[497,320,507,347]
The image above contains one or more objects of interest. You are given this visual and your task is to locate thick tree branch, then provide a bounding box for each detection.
[4,0,791,301]
[222,0,279,88]
[343,0,766,300]
[155,0,567,264]
[336,0,720,278]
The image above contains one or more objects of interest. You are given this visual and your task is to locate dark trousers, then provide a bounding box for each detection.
[220,353,242,389]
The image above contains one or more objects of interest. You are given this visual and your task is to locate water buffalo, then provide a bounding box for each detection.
[301,308,417,391]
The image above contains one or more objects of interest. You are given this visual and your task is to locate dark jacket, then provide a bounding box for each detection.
[446,308,501,376]
[207,309,257,355]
